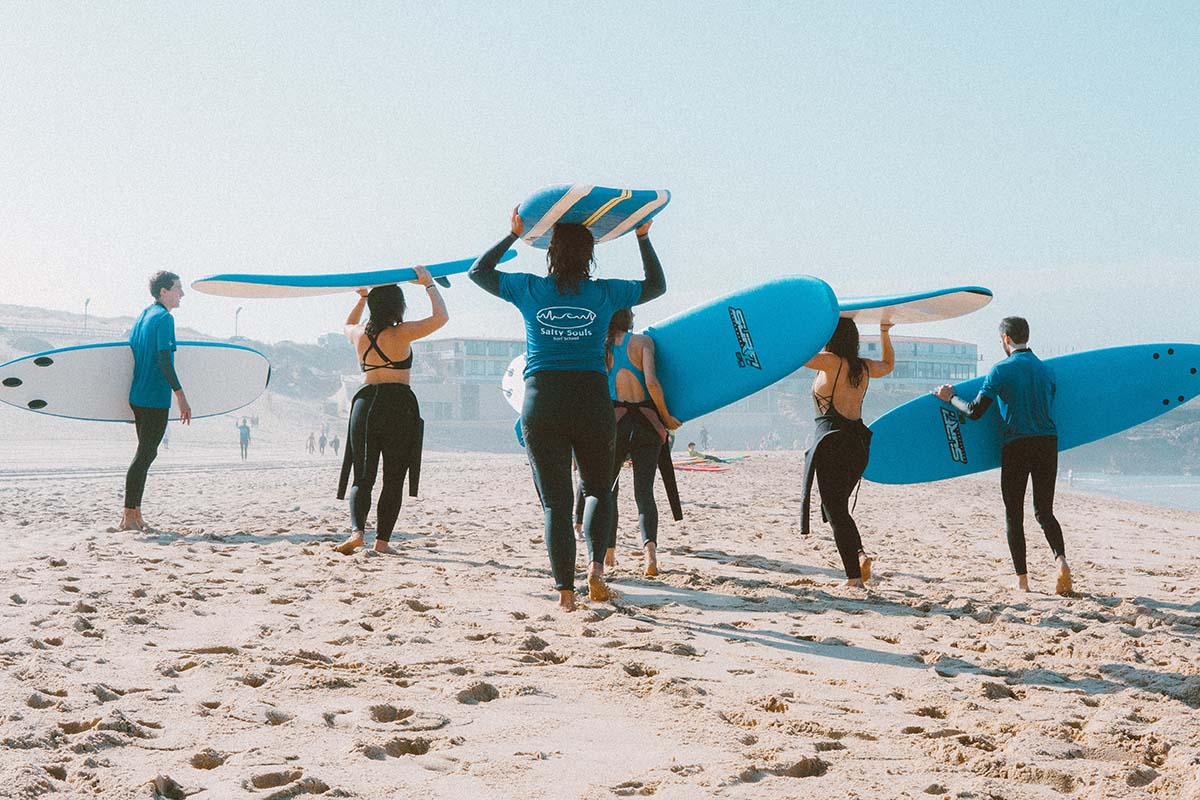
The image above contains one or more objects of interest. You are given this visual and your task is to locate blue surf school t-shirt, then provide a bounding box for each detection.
[979,348,1057,445]
[499,273,642,377]
[128,303,177,408]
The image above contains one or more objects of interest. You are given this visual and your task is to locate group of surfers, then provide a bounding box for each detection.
[118,210,1071,611]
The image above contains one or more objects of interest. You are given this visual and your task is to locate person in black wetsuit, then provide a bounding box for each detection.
[120,271,192,532]
[470,208,665,611]
[605,308,681,577]
[800,318,894,587]
[934,316,1071,595]
[333,269,447,555]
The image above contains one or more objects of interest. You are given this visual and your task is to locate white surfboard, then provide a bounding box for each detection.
[838,286,993,325]
[0,342,270,422]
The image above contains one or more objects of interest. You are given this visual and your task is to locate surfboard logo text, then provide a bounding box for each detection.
[728,307,761,370]
[940,407,967,464]
[536,307,596,330]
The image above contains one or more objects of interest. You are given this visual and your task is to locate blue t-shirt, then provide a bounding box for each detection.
[979,348,1057,444]
[500,273,642,377]
[128,303,177,408]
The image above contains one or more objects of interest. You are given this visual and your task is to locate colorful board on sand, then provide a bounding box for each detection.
[501,276,840,423]
[838,286,993,325]
[190,251,516,298]
[864,344,1200,484]
[517,184,671,249]
[0,342,270,423]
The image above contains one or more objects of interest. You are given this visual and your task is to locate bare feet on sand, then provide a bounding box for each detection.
[604,547,617,569]
[1016,574,1032,592]
[643,542,658,577]
[574,523,584,542]
[372,541,397,555]
[845,577,865,588]
[558,589,577,612]
[587,563,611,602]
[117,509,145,532]
[1055,557,1073,596]
[858,552,872,583]
[333,532,364,555]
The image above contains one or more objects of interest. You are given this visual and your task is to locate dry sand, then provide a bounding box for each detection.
[2,420,1200,799]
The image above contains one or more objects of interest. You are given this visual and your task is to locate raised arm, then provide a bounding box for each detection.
[344,289,368,341]
[634,221,665,304]
[867,323,895,377]
[933,384,994,420]
[640,337,681,430]
[469,207,522,298]
[398,266,449,341]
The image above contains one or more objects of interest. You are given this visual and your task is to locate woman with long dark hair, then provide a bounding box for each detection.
[605,308,681,577]
[800,318,894,587]
[470,209,665,611]
[334,268,447,554]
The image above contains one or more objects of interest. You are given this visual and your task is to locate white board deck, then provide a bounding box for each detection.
[838,286,993,325]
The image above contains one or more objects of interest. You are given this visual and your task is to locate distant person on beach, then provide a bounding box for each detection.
[237,418,251,460]
[470,208,665,611]
[120,271,191,532]
[699,425,709,450]
[801,318,894,588]
[318,432,327,455]
[605,308,681,577]
[334,270,446,555]
[306,432,315,454]
[686,442,722,463]
[330,434,340,457]
[934,316,1071,595]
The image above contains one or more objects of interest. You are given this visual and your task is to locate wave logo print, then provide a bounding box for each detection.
[536,307,596,329]
[939,407,968,464]
[728,306,761,369]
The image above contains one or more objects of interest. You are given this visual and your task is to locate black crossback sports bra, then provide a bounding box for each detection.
[812,357,867,418]
[361,330,413,372]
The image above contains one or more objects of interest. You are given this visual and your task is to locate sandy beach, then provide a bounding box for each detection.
[2,411,1199,800]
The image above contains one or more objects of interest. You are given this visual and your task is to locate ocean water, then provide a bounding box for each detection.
[1068,473,1200,513]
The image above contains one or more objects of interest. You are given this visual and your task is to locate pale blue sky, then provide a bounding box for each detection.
[2,3,1196,363]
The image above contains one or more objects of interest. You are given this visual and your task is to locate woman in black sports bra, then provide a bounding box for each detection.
[333,268,448,554]
[801,318,893,587]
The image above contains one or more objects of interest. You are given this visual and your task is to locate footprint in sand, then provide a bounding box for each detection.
[456,682,499,704]
[189,749,227,770]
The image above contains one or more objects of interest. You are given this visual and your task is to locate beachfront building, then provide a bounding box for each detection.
[410,338,526,421]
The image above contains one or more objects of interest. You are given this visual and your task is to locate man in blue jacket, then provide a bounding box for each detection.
[934,317,1070,595]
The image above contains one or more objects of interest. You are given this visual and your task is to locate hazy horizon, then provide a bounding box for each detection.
[2,4,1197,366]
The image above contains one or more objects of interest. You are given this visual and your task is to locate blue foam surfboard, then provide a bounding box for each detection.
[517,184,670,249]
[0,341,270,423]
[838,286,993,325]
[500,276,840,423]
[865,344,1200,484]
[190,251,516,298]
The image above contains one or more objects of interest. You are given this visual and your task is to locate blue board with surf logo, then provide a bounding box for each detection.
[190,251,516,298]
[865,344,1200,484]
[500,276,839,423]
[517,184,671,249]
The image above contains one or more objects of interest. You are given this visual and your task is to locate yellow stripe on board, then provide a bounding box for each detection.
[581,189,631,227]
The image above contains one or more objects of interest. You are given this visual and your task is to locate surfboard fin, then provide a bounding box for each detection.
[435,277,451,288]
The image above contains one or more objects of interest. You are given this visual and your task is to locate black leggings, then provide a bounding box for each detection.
[609,409,663,547]
[348,384,419,542]
[522,371,615,591]
[1000,435,1065,575]
[124,405,169,509]
[813,429,869,579]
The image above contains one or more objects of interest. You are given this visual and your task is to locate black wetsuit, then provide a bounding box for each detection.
[801,359,872,580]
[469,232,665,592]
[336,332,423,543]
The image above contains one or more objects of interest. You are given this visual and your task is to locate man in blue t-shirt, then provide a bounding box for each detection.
[934,317,1070,595]
[120,271,191,532]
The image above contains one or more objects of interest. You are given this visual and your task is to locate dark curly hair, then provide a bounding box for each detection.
[824,317,866,388]
[149,270,180,300]
[364,284,406,337]
[546,223,595,295]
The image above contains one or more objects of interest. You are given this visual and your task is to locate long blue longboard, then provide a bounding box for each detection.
[517,184,670,250]
[839,286,993,324]
[190,251,516,298]
[865,344,1200,484]
[0,342,270,422]
[501,276,839,423]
